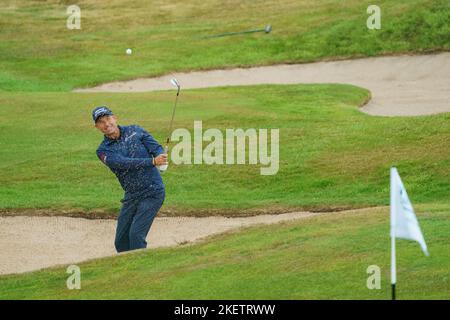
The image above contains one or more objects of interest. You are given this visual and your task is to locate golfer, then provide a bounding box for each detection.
[93,106,167,253]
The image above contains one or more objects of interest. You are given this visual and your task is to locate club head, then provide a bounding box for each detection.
[264,25,272,33]
[170,78,180,89]
[170,78,180,96]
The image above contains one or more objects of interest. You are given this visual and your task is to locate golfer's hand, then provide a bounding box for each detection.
[153,154,168,166]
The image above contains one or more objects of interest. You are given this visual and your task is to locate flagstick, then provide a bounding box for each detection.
[389,167,430,300]
[390,167,397,301]
[391,233,396,300]
[392,283,396,300]
[391,219,397,300]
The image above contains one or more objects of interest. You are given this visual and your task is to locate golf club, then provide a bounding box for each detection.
[159,78,181,172]
[202,24,272,39]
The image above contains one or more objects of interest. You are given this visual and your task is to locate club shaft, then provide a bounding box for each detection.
[166,89,179,145]
[203,28,266,39]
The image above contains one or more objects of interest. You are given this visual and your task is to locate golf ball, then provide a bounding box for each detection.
[126,48,132,55]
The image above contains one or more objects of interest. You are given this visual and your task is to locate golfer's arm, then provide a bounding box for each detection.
[139,126,165,157]
[97,150,154,170]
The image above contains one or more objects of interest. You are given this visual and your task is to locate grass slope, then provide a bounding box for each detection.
[0,84,449,215]
[0,205,448,299]
[0,0,448,91]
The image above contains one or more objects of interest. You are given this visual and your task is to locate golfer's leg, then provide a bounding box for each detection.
[129,191,165,250]
[115,200,138,252]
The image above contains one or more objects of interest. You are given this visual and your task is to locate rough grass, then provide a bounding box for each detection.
[0,0,448,91]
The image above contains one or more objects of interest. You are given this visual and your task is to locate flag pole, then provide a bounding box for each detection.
[389,167,430,300]
[391,236,396,300]
[390,167,397,301]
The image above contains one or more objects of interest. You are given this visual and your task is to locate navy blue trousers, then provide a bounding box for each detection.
[115,190,165,253]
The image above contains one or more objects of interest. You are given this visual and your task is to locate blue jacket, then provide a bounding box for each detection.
[96,125,165,202]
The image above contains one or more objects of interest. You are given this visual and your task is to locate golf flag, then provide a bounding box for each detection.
[390,167,429,299]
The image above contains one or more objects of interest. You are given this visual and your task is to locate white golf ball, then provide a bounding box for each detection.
[126,48,132,55]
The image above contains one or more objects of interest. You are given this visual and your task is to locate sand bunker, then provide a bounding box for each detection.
[1,210,345,275]
[75,53,450,116]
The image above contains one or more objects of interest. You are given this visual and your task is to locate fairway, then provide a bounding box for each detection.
[0,0,449,302]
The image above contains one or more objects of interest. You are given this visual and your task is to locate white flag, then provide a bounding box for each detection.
[390,167,429,256]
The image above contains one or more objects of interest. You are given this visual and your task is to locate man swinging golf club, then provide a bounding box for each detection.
[93,79,180,253]
[93,106,168,253]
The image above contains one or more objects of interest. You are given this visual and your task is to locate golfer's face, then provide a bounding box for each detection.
[95,115,118,135]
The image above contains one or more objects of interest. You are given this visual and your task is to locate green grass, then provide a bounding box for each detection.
[0,0,448,91]
[0,84,449,216]
[1,205,448,299]
[1,0,448,301]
